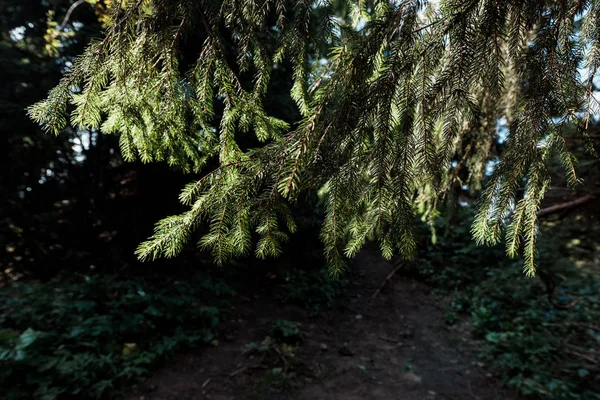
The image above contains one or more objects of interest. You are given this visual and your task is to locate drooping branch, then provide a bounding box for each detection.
[29,0,600,275]
[59,0,88,32]
[563,135,600,140]
[538,194,596,217]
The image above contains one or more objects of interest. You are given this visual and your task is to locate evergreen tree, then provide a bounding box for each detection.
[30,0,600,275]
[0,0,108,275]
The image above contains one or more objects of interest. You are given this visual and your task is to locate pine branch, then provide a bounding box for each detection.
[31,0,600,273]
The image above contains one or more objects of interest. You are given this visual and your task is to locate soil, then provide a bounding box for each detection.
[124,250,514,400]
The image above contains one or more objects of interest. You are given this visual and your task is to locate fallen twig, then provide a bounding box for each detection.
[565,346,598,364]
[379,335,401,344]
[228,366,248,377]
[273,346,290,371]
[371,263,404,300]
[467,379,476,399]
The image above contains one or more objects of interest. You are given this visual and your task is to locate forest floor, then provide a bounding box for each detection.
[124,251,513,400]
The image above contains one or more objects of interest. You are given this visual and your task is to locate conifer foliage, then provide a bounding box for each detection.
[30,0,599,275]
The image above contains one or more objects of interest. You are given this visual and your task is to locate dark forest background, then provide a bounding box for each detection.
[0,1,599,399]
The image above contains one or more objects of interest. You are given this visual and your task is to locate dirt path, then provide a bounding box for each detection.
[125,251,512,400]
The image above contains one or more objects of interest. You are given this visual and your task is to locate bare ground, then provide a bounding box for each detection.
[124,251,514,400]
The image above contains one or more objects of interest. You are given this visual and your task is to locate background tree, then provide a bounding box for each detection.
[0,0,194,278]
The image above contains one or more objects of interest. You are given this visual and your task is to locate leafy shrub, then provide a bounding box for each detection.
[270,319,304,345]
[0,274,234,399]
[245,320,305,399]
[412,212,600,400]
[472,268,600,399]
[252,367,300,398]
[278,268,345,315]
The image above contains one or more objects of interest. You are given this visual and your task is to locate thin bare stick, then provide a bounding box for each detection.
[563,135,600,140]
[228,366,248,378]
[371,263,404,300]
[59,0,87,32]
[379,335,401,343]
[467,380,476,399]
[538,194,596,217]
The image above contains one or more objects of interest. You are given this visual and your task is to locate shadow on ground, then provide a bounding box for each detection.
[125,251,513,400]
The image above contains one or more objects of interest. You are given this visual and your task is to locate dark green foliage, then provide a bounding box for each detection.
[0,274,234,399]
[252,368,300,398]
[30,0,600,275]
[270,319,304,345]
[0,0,105,277]
[245,319,304,398]
[278,267,345,316]
[474,268,599,399]
[413,212,600,400]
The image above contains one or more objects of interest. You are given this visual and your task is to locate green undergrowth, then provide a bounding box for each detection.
[413,212,600,399]
[245,319,305,399]
[0,273,235,399]
[0,256,343,400]
[276,267,346,316]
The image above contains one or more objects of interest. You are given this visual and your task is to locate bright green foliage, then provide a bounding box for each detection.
[30,0,600,275]
[0,274,234,399]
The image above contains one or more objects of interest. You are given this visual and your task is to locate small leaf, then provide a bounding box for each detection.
[17,328,38,350]
[144,306,163,316]
[122,343,139,356]
[578,368,589,378]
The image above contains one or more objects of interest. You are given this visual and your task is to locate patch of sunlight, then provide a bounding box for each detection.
[9,26,25,42]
